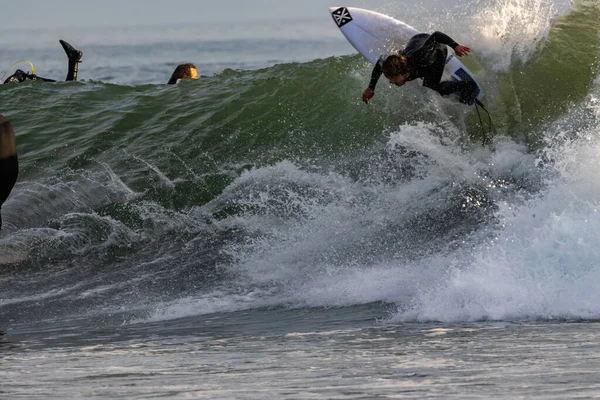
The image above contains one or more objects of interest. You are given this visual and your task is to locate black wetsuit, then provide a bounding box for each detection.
[3,40,82,84]
[368,31,479,104]
[0,155,18,232]
[3,69,56,84]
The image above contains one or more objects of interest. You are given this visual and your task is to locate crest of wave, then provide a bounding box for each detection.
[471,0,558,71]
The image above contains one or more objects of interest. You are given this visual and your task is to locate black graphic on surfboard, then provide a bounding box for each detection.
[331,7,353,28]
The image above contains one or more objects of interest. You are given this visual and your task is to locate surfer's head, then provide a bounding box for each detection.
[382,55,409,86]
[167,63,199,84]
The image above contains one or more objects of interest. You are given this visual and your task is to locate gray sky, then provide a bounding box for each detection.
[3,0,573,31]
[4,0,392,30]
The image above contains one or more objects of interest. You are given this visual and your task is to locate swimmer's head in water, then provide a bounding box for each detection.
[3,69,30,84]
[168,63,199,84]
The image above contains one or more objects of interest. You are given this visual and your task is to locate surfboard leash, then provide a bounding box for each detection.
[474,99,496,146]
[0,60,36,84]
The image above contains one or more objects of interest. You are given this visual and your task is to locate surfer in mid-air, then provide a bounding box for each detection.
[3,40,82,84]
[362,31,478,105]
[0,114,18,233]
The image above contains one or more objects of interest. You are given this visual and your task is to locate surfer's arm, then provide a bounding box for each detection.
[368,60,383,91]
[363,58,384,104]
[423,31,470,56]
[427,31,459,49]
[31,74,57,83]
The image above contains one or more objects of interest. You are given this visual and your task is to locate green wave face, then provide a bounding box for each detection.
[2,59,381,209]
[496,0,600,143]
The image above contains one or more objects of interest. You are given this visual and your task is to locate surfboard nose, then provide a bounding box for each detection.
[329,6,341,14]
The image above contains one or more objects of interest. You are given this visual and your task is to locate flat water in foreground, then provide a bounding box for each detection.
[2,306,599,399]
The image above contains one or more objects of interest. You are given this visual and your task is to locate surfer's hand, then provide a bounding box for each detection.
[362,88,375,104]
[454,45,471,57]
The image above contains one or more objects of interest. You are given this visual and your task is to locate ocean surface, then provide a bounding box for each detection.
[1,0,600,398]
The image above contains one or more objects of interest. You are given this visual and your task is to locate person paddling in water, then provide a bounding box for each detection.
[167,63,199,84]
[362,31,478,105]
[3,40,82,84]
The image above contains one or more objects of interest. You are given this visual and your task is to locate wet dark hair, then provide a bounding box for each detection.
[167,63,198,84]
[381,55,409,77]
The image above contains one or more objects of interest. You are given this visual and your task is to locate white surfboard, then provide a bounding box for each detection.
[329,6,484,102]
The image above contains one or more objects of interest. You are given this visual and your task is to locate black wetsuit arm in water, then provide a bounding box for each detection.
[30,74,56,82]
[0,114,18,233]
[0,155,18,232]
